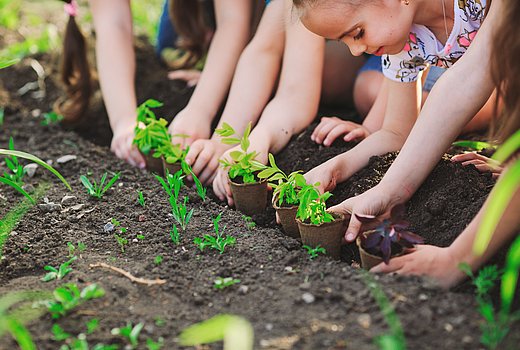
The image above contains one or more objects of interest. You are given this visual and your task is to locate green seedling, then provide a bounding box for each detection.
[41,111,63,126]
[193,213,236,254]
[242,215,256,230]
[0,290,51,350]
[169,224,180,245]
[182,162,207,201]
[110,218,129,253]
[155,139,188,166]
[214,277,241,290]
[52,324,71,341]
[58,333,118,350]
[114,234,128,253]
[137,190,146,207]
[215,122,266,183]
[133,100,171,156]
[362,271,407,350]
[452,140,496,151]
[0,58,19,69]
[67,242,86,258]
[2,137,26,187]
[137,234,145,240]
[296,183,334,225]
[42,256,77,282]
[155,170,194,231]
[154,317,166,327]
[0,107,4,126]
[111,322,144,349]
[46,283,105,319]
[459,263,520,349]
[146,337,164,350]
[86,318,99,335]
[154,255,163,265]
[179,314,254,350]
[258,153,306,207]
[80,171,121,199]
[303,245,326,260]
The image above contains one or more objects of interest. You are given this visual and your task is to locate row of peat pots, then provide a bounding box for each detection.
[141,152,390,269]
[228,178,390,269]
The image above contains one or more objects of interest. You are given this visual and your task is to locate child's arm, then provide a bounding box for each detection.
[183,0,286,184]
[371,175,520,289]
[89,0,144,168]
[305,77,421,194]
[328,0,500,242]
[213,16,326,204]
[168,0,254,146]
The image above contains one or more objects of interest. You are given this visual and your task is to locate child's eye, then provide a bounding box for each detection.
[353,28,364,41]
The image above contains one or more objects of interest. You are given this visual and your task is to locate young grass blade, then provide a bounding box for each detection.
[501,235,520,315]
[474,160,520,255]
[452,140,494,151]
[0,177,34,203]
[102,172,121,195]
[0,149,71,190]
[492,129,520,163]
[6,318,36,350]
[0,58,20,69]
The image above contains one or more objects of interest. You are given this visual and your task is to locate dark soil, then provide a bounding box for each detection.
[1,41,519,350]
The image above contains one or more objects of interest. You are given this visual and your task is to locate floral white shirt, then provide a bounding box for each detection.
[382,0,486,82]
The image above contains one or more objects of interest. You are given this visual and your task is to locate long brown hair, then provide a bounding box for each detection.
[490,0,520,142]
[168,0,214,69]
[58,0,92,123]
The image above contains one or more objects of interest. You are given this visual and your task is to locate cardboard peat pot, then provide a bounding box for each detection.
[162,157,182,177]
[139,149,163,174]
[356,231,405,270]
[296,213,345,260]
[228,177,268,216]
[273,202,300,239]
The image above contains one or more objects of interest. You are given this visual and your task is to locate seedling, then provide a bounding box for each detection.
[111,322,144,349]
[242,215,256,229]
[155,170,194,231]
[67,241,86,258]
[0,107,4,126]
[356,205,424,264]
[296,183,334,225]
[137,190,146,207]
[41,111,63,126]
[169,224,180,245]
[184,163,207,201]
[52,324,71,341]
[133,100,171,156]
[154,255,163,265]
[86,318,100,335]
[42,256,77,282]
[215,122,266,183]
[46,283,105,319]
[111,218,129,253]
[193,213,236,254]
[2,137,26,186]
[303,245,326,260]
[155,139,188,166]
[137,234,145,240]
[80,171,121,199]
[214,277,241,290]
[146,337,164,350]
[452,140,496,151]
[258,153,306,207]
[57,333,117,350]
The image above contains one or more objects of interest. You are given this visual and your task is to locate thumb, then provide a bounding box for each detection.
[345,212,362,243]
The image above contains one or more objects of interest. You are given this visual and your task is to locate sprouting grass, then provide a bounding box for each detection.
[80,171,121,199]
[0,183,49,258]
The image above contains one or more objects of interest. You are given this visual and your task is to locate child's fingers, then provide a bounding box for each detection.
[343,127,368,142]
[311,117,337,141]
[451,152,487,162]
[323,124,352,146]
[167,69,201,82]
[225,182,234,207]
[198,157,220,185]
[212,173,226,201]
[191,146,214,176]
[185,141,205,166]
[312,119,341,144]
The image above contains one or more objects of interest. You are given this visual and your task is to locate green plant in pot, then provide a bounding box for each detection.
[355,204,424,270]
[132,99,171,173]
[156,140,189,176]
[295,183,345,259]
[215,122,267,216]
[258,153,306,239]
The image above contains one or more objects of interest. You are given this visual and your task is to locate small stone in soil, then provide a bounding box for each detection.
[56,154,77,164]
[265,323,273,331]
[23,163,38,177]
[61,195,77,206]
[357,314,371,329]
[104,222,115,233]
[238,285,249,294]
[302,292,315,304]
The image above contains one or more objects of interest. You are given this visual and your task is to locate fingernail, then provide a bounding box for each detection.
[185,158,192,165]
[346,233,354,241]
[139,163,146,169]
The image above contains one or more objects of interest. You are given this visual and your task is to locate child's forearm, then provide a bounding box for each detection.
[186,0,253,121]
[90,0,137,133]
[212,0,286,139]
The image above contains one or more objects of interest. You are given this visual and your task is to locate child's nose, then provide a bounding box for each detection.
[347,42,366,57]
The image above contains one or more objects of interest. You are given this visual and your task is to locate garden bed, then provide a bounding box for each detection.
[0,46,518,349]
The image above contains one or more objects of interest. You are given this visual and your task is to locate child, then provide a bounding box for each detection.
[183,0,365,188]
[292,0,495,201]
[325,0,519,288]
[58,0,257,168]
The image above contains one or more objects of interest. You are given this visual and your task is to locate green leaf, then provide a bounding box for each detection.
[0,149,71,190]
[452,140,494,151]
[7,318,36,350]
[0,59,19,69]
[221,138,241,145]
[474,160,520,255]
[501,235,520,315]
[493,129,520,163]
[0,177,34,203]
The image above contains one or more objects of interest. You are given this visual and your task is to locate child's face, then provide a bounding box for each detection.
[300,0,414,56]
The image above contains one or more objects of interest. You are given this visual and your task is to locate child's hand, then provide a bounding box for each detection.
[167,69,201,87]
[451,152,502,178]
[185,139,230,185]
[370,245,464,289]
[311,117,371,146]
[111,122,145,169]
[168,108,212,148]
[303,161,340,194]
